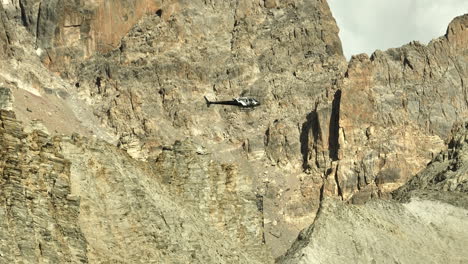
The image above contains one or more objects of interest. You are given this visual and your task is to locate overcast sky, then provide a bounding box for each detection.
[328,0,468,60]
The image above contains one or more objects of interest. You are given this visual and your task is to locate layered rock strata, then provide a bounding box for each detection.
[278,121,468,264]
[329,14,468,203]
[0,3,13,58]
[277,198,468,264]
[0,110,88,263]
[394,122,468,209]
[152,139,268,260]
[62,134,267,263]
[0,110,268,263]
[64,0,346,256]
[1,0,172,72]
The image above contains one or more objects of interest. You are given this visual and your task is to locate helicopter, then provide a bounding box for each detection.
[204,96,261,109]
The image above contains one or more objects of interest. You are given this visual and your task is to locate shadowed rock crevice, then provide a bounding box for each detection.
[329,89,341,161]
[19,0,29,28]
[155,9,162,17]
[333,164,343,199]
[300,111,320,170]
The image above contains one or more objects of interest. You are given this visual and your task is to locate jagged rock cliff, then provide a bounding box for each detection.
[59,0,347,255]
[334,15,467,203]
[277,198,468,264]
[61,133,268,263]
[152,139,266,257]
[278,121,468,264]
[0,110,267,263]
[0,111,88,263]
[0,0,467,262]
[0,4,12,58]
[2,0,166,72]
[394,122,468,209]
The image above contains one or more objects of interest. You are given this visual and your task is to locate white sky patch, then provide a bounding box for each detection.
[328,0,468,60]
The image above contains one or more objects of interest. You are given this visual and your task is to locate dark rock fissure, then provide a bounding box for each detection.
[334,164,343,199]
[264,127,270,146]
[35,2,42,46]
[403,57,414,70]
[329,89,341,161]
[300,111,319,170]
[155,9,162,17]
[256,194,266,244]
[95,76,102,89]
[19,0,29,28]
[299,118,309,170]
[63,24,81,28]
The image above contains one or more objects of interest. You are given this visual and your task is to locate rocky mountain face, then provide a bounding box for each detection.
[2,0,166,72]
[335,15,467,203]
[61,133,267,263]
[60,0,347,255]
[0,4,12,58]
[0,110,267,263]
[394,122,468,209]
[278,122,468,264]
[0,110,88,263]
[0,0,467,262]
[277,197,468,264]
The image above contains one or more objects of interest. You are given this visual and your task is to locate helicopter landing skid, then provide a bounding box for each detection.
[240,107,255,112]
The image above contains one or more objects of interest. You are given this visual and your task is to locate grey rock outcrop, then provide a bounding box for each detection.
[0,87,13,110]
[0,110,268,263]
[278,122,468,263]
[1,0,167,72]
[64,0,346,256]
[277,198,468,264]
[330,14,468,202]
[394,122,468,209]
[0,110,88,263]
[152,139,269,260]
[62,134,267,263]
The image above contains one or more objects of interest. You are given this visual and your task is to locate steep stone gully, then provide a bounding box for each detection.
[0,0,467,263]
